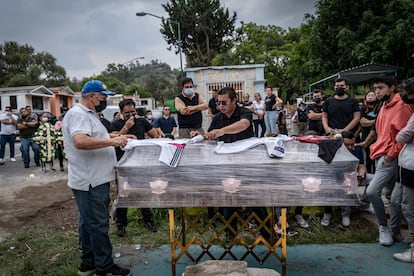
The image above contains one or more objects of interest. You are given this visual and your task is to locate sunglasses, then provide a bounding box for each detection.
[216,101,229,106]
[164,108,170,111]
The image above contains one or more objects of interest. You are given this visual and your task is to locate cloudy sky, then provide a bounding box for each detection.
[0,0,316,80]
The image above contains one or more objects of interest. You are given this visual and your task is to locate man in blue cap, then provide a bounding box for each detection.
[62,80,131,276]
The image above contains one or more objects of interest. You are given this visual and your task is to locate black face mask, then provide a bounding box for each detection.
[401,94,414,104]
[381,94,390,102]
[335,87,346,96]
[95,100,107,113]
[313,97,321,104]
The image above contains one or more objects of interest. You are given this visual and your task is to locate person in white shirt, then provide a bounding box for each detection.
[0,106,18,164]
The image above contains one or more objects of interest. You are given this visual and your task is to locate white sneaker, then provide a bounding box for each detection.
[0,158,4,165]
[10,157,16,162]
[342,215,351,227]
[360,204,375,215]
[379,225,393,246]
[393,247,414,263]
[321,213,331,227]
[295,214,309,228]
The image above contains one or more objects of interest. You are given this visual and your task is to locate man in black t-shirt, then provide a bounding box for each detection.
[191,87,268,239]
[110,99,159,236]
[307,89,325,135]
[208,89,219,118]
[322,78,360,136]
[321,78,360,228]
[192,87,254,142]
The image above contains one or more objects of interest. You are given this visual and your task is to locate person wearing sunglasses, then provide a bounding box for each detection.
[175,77,208,138]
[155,106,177,138]
[191,86,269,239]
[109,99,160,236]
[191,86,253,142]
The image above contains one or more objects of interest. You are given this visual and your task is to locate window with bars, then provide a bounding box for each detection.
[207,81,244,100]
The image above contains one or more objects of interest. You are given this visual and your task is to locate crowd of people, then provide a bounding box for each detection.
[0,105,65,171]
[3,74,413,275]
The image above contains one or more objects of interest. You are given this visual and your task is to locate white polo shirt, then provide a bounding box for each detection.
[62,104,117,191]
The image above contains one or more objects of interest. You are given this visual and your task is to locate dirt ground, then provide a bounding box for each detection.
[0,179,79,242]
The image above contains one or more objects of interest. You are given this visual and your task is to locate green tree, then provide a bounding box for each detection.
[161,0,237,67]
[212,22,302,100]
[0,41,67,87]
[143,74,176,105]
[102,63,135,84]
[125,84,152,98]
[304,0,414,80]
[81,75,125,94]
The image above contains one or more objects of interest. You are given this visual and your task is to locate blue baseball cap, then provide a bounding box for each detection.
[81,80,115,96]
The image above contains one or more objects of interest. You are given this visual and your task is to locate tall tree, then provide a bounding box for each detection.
[212,22,302,100]
[143,74,176,105]
[0,41,67,87]
[305,0,414,79]
[161,0,237,67]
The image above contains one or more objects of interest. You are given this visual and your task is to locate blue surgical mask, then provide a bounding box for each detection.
[184,88,194,96]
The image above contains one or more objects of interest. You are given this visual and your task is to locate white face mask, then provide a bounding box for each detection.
[147,115,152,120]
[184,88,194,96]
[41,117,48,122]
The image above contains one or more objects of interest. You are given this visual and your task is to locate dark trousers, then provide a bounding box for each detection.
[56,145,64,167]
[253,119,266,137]
[115,208,154,226]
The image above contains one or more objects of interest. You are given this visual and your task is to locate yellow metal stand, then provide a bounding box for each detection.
[169,208,287,276]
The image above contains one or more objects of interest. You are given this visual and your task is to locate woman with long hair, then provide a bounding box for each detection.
[251,93,266,137]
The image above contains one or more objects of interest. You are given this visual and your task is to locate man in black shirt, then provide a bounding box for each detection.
[110,99,159,236]
[194,87,254,142]
[175,77,208,138]
[307,89,325,135]
[208,89,219,118]
[321,78,360,227]
[191,87,268,239]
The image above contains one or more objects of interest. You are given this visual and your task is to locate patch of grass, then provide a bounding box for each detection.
[0,225,80,276]
[0,208,377,275]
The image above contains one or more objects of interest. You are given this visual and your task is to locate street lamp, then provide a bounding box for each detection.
[122,56,144,66]
[136,11,184,79]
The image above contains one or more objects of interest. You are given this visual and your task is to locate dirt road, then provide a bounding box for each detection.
[0,161,77,242]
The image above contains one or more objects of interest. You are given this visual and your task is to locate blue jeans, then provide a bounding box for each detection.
[366,156,398,227]
[264,111,278,135]
[0,134,16,159]
[72,183,114,271]
[20,137,40,165]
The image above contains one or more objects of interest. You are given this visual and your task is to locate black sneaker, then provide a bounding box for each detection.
[144,221,158,232]
[78,264,95,276]
[94,264,130,276]
[116,225,126,237]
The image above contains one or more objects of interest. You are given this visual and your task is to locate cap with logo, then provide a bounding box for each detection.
[81,80,115,96]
